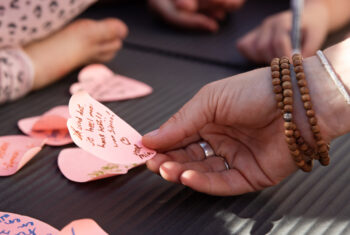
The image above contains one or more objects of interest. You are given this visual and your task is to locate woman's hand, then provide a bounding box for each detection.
[148,0,245,32]
[237,3,329,64]
[143,68,300,196]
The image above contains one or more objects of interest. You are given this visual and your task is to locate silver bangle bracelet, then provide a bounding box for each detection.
[316,50,350,104]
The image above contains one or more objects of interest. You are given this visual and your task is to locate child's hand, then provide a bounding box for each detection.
[237,4,329,64]
[148,0,245,32]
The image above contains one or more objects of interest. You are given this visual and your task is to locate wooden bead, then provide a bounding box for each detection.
[317,140,326,147]
[301,162,313,172]
[272,71,280,78]
[314,132,322,141]
[296,136,304,145]
[306,109,315,117]
[297,79,307,87]
[284,122,294,130]
[293,154,303,162]
[311,125,320,133]
[285,137,296,144]
[273,85,282,93]
[294,66,304,73]
[280,58,289,64]
[296,72,305,80]
[284,105,293,113]
[295,159,305,167]
[283,89,293,97]
[281,69,290,75]
[283,97,293,105]
[277,102,284,109]
[309,117,317,125]
[294,130,301,138]
[288,143,298,151]
[275,93,283,102]
[271,58,280,64]
[304,148,314,156]
[285,130,294,137]
[301,94,310,102]
[292,54,302,60]
[293,59,302,66]
[319,157,330,166]
[300,87,309,94]
[272,78,281,85]
[300,143,308,151]
[281,63,289,69]
[282,75,291,82]
[282,81,292,89]
[271,65,279,71]
[291,149,300,157]
[318,144,328,153]
[319,152,329,159]
[304,101,312,110]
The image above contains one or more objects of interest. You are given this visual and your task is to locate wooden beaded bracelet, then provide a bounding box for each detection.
[270,57,313,172]
[292,54,330,166]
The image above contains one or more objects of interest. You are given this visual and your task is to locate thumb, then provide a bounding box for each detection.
[143,85,215,150]
[175,0,199,11]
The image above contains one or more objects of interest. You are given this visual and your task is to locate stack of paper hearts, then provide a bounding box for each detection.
[58,92,156,183]
[0,106,72,176]
[70,64,153,102]
[0,211,107,234]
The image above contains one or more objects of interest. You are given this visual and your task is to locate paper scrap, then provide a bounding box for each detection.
[18,106,72,146]
[58,148,141,183]
[67,92,156,165]
[0,211,59,234]
[0,136,45,176]
[59,219,108,235]
[70,64,153,102]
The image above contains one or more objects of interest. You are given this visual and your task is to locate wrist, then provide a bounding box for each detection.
[297,39,350,144]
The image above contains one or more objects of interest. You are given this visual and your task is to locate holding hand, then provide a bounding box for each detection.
[148,0,245,32]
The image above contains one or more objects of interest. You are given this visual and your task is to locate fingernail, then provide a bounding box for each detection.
[145,129,159,137]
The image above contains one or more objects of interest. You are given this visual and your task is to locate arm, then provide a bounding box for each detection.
[143,38,350,196]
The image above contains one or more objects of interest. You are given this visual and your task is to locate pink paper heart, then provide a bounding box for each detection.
[58,148,140,183]
[59,219,107,235]
[70,64,153,102]
[67,92,156,165]
[18,105,72,146]
[0,136,45,176]
[0,212,59,234]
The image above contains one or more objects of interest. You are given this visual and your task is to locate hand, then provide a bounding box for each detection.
[148,0,245,32]
[237,3,329,64]
[143,68,300,196]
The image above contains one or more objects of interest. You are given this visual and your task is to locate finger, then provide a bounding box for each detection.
[159,157,230,183]
[175,0,199,11]
[143,85,215,150]
[254,23,275,63]
[236,28,261,62]
[180,170,255,196]
[301,27,325,57]
[100,18,128,40]
[146,141,211,173]
[99,39,123,53]
[209,0,245,11]
[207,9,227,21]
[272,28,292,58]
[150,0,218,32]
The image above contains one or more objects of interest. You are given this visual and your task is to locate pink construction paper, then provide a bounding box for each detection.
[0,211,59,234]
[18,106,72,146]
[70,64,153,102]
[0,136,45,176]
[67,92,156,165]
[59,219,107,235]
[58,148,141,183]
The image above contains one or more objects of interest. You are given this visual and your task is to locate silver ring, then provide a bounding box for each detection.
[221,157,230,170]
[199,141,215,158]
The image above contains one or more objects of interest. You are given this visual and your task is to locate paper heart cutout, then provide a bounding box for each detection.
[70,64,153,102]
[67,92,156,165]
[0,212,59,234]
[18,105,72,146]
[0,212,107,235]
[59,219,108,235]
[0,136,45,176]
[58,148,140,183]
